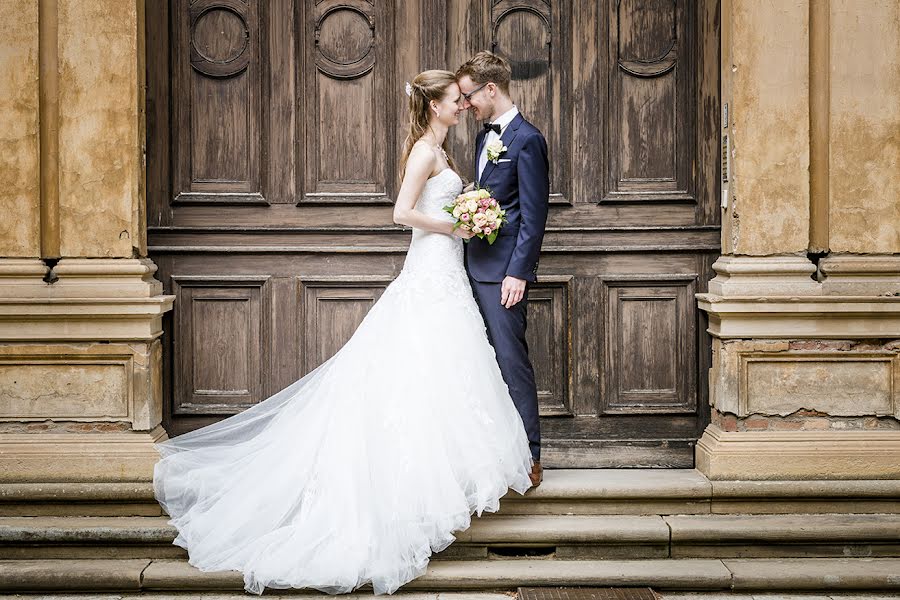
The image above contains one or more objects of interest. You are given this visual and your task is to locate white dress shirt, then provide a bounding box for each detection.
[478,105,519,181]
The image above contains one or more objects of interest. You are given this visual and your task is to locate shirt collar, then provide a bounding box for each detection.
[490,105,519,131]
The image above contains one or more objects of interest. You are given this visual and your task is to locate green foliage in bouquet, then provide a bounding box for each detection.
[443,185,508,245]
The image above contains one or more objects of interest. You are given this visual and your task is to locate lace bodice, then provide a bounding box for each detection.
[412,168,463,220]
[402,168,465,278]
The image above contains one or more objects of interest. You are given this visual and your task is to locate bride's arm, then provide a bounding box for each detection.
[393,146,471,238]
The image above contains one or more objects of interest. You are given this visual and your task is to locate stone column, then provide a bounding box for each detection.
[696,0,900,479]
[0,0,172,482]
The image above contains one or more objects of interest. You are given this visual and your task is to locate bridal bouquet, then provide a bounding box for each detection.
[443,187,507,244]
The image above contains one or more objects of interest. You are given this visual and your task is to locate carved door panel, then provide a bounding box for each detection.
[147,0,720,466]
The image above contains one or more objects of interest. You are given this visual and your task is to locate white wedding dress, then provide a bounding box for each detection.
[153,168,534,596]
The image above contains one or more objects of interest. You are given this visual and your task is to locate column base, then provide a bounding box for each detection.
[0,425,168,483]
[697,255,900,480]
[0,258,173,484]
[697,424,900,480]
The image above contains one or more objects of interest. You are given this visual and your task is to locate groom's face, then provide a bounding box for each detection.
[457,75,494,122]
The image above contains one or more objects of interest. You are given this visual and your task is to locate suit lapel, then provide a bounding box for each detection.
[478,112,524,187]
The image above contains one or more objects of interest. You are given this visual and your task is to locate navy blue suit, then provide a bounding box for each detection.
[464,113,549,462]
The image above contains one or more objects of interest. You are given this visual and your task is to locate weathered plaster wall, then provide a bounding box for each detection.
[729,0,811,256]
[57,0,141,258]
[829,0,900,253]
[0,1,40,257]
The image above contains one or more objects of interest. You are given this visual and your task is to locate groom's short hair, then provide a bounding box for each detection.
[456,51,511,96]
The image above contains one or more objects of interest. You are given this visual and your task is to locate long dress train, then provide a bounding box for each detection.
[153,168,533,595]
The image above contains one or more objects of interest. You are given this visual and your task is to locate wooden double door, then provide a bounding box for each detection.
[147,0,721,467]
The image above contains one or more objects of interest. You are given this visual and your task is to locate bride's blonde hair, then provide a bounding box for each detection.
[399,70,459,180]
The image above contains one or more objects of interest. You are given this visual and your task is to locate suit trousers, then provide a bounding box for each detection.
[468,277,541,462]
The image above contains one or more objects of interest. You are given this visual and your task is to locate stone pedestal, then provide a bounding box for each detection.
[0,259,173,482]
[696,256,900,480]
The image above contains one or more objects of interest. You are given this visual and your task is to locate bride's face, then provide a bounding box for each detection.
[430,83,464,128]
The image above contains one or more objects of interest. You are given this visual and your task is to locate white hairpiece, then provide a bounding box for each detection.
[404,81,413,97]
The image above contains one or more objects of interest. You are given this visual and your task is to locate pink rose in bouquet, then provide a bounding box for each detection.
[443,187,507,245]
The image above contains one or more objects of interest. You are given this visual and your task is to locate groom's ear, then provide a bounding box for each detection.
[486,82,507,100]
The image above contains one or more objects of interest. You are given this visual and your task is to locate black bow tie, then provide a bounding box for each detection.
[483,122,502,135]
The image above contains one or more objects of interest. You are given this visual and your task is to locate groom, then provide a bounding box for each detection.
[456,52,550,487]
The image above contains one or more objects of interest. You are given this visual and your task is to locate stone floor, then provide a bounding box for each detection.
[13,596,492,600]
[662,595,900,600]
[0,595,512,599]
[0,593,899,599]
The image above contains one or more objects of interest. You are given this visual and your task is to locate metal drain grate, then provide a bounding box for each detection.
[518,587,661,600]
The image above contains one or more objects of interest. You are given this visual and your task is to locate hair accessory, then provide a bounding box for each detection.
[404,81,413,97]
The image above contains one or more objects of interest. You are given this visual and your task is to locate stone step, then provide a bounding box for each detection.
[1,557,899,593]
[666,513,900,558]
[501,471,900,516]
[2,513,900,560]
[4,470,900,517]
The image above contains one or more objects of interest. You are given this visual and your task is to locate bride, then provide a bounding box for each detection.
[152,69,534,596]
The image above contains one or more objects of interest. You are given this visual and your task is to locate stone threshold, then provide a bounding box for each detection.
[3,513,900,561]
[4,469,900,517]
[1,558,900,593]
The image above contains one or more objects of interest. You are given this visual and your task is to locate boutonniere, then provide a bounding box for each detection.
[486,140,508,164]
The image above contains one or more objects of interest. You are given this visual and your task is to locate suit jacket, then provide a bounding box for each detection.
[464,113,550,283]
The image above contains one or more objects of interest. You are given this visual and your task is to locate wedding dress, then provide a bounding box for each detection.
[153,167,534,595]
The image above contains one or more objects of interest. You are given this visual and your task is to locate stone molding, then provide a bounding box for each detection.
[0,299,173,342]
[0,425,167,483]
[0,258,164,299]
[819,255,900,296]
[697,255,900,338]
[699,297,900,338]
[0,258,173,342]
[0,260,47,279]
[696,424,900,480]
[705,256,820,297]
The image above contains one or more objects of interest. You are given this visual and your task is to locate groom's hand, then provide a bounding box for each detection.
[500,276,526,309]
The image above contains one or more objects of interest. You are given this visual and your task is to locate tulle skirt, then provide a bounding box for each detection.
[152,263,534,595]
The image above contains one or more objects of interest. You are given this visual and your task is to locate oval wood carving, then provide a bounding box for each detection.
[492,2,551,80]
[189,0,251,78]
[315,2,376,79]
[617,0,677,78]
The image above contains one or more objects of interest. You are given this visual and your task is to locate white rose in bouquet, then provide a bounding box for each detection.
[442,186,508,245]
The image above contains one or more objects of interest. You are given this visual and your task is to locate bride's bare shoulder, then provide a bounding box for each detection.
[406,143,438,173]
[410,139,437,157]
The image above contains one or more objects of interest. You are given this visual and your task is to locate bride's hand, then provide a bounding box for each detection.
[452,226,475,240]
[462,182,475,193]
